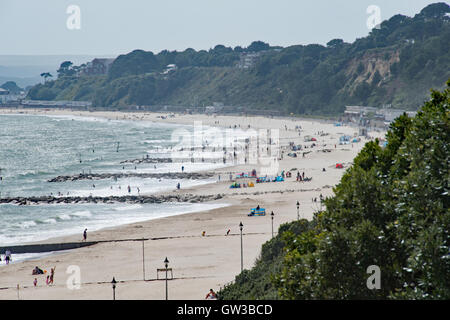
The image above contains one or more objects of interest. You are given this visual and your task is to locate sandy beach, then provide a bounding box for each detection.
[0,108,385,300]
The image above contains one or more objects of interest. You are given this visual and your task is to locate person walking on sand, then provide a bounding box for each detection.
[226,229,231,236]
[49,266,56,285]
[83,228,87,241]
[46,275,50,286]
[33,278,37,287]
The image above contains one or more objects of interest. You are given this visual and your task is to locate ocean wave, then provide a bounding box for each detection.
[71,210,92,218]
[114,204,143,211]
[43,218,57,224]
[20,220,37,229]
[57,214,71,221]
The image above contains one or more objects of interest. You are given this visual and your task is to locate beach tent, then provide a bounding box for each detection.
[248,208,266,216]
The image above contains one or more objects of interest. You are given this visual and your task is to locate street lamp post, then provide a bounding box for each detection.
[142,238,145,281]
[320,194,324,211]
[270,211,274,238]
[239,222,243,272]
[296,201,300,220]
[164,257,169,300]
[111,277,117,300]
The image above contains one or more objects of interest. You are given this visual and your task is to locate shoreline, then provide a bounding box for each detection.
[0,107,385,299]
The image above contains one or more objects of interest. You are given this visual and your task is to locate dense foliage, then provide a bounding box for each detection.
[219,81,449,299]
[27,3,450,116]
[0,81,23,94]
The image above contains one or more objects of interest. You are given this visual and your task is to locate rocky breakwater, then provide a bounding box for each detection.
[0,193,224,206]
[48,172,215,183]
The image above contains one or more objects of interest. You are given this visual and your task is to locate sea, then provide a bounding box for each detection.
[0,113,231,262]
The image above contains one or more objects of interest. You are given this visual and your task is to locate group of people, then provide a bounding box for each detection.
[296,171,306,182]
[0,250,12,265]
[32,266,56,287]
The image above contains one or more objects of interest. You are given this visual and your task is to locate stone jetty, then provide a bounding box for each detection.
[0,193,223,206]
[47,172,215,183]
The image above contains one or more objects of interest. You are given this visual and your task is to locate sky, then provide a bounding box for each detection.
[0,0,442,56]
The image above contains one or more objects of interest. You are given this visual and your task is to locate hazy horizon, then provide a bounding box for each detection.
[0,0,440,56]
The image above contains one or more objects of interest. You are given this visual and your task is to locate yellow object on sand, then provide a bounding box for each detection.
[248,182,254,187]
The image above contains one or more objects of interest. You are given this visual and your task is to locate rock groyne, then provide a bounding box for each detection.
[0,193,223,206]
[48,172,215,183]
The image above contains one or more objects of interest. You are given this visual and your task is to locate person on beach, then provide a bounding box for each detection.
[49,267,55,285]
[181,166,184,172]
[205,289,218,300]
[46,275,50,285]
[33,278,37,287]
[5,250,11,265]
[226,229,231,236]
[83,228,87,241]
[177,182,180,190]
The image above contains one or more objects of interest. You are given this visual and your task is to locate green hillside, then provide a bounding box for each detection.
[27,3,450,116]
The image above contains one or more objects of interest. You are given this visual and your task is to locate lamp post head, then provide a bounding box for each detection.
[239,222,243,230]
[111,277,117,289]
[296,201,299,208]
[271,211,274,218]
[164,257,169,268]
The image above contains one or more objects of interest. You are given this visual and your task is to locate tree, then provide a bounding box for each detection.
[40,72,53,83]
[57,61,74,77]
[1,81,23,93]
[326,39,344,48]
[247,41,270,52]
[273,80,450,299]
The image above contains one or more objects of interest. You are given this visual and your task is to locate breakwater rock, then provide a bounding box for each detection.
[48,172,215,183]
[0,193,224,206]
